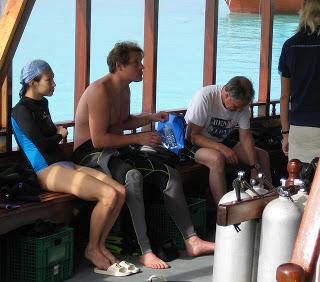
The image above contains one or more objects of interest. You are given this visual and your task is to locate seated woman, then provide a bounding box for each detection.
[11,59,136,276]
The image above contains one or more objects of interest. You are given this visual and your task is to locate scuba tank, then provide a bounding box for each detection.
[246,173,269,197]
[291,158,318,213]
[292,179,308,213]
[257,179,302,282]
[245,173,270,282]
[212,171,255,282]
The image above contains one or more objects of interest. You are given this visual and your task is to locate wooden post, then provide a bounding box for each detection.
[74,0,91,115]
[276,160,320,281]
[258,0,273,116]
[0,67,12,153]
[291,160,320,280]
[203,0,219,86]
[142,0,159,114]
[276,263,306,282]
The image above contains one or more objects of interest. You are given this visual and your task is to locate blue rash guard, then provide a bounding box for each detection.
[11,97,65,173]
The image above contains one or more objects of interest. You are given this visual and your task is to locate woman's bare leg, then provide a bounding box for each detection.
[37,164,125,270]
[75,165,126,263]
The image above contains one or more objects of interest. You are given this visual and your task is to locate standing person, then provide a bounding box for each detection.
[73,41,214,269]
[279,0,320,163]
[11,60,138,277]
[185,76,271,206]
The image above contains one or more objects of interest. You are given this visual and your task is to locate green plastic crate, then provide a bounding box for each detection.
[145,197,206,250]
[5,227,74,282]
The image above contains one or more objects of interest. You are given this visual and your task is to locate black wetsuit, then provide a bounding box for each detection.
[11,97,65,173]
[73,139,196,254]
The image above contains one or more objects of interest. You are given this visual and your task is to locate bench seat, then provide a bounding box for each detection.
[0,192,81,235]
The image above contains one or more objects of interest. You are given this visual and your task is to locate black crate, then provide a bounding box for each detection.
[145,197,206,250]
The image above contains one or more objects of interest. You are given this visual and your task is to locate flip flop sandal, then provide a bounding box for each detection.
[94,262,132,276]
[147,275,167,281]
[119,260,140,273]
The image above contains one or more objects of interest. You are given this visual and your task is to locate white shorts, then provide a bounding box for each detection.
[289,125,320,163]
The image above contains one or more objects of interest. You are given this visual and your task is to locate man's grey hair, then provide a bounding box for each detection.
[224,76,255,105]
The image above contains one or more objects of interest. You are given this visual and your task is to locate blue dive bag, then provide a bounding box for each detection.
[156,113,186,157]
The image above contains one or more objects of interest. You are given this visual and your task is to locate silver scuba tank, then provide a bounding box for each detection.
[245,173,270,282]
[257,179,302,282]
[292,179,308,213]
[246,173,269,197]
[212,171,255,282]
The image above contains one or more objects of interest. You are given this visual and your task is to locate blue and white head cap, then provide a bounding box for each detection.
[19,59,52,97]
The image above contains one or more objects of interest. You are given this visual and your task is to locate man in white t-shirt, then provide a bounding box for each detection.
[185,76,271,205]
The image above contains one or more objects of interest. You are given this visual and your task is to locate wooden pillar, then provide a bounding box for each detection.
[0,67,12,153]
[291,160,320,280]
[74,0,91,115]
[258,0,273,116]
[203,0,219,86]
[142,0,159,114]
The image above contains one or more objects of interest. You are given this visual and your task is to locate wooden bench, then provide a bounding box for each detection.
[0,146,82,236]
[0,192,81,235]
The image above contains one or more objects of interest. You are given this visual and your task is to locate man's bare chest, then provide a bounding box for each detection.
[109,101,128,125]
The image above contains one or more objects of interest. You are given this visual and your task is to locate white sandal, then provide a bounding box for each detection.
[94,263,132,276]
[119,260,140,273]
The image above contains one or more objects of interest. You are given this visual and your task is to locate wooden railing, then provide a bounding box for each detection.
[0,99,280,153]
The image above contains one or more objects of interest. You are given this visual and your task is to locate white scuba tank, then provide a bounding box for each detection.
[292,179,308,213]
[246,174,269,282]
[257,179,302,282]
[246,173,269,198]
[212,171,256,282]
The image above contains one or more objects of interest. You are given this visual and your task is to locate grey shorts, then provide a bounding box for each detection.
[188,138,238,155]
[36,161,76,175]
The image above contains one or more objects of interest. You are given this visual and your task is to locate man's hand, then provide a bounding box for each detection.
[282,135,289,156]
[137,132,162,146]
[56,126,68,139]
[151,111,169,122]
[219,144,238,165]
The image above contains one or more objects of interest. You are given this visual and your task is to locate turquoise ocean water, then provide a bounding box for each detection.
[11,0,299,122]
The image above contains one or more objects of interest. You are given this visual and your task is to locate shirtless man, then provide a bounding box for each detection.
[73,41,214,269]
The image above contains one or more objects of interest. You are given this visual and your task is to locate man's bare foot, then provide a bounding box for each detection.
[139,252,170,269]
[99,246,118,264]
[85,247,111,269]
[185,235,215,257]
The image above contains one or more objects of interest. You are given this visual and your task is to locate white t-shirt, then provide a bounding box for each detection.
[185,85,250,142]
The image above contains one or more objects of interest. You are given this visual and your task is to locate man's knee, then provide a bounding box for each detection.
[125,169,143,195]
[163,165,183,193]
[201,152,225,169]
